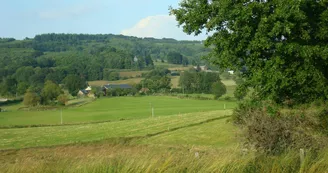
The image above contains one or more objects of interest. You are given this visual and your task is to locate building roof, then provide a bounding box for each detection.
[133,56,138,62]
[85,86,92,91]
[103,84,132,89]
[79,89,89,95]
[0,98,8,102]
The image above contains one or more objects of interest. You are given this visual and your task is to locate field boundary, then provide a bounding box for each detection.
[0,118,129,129]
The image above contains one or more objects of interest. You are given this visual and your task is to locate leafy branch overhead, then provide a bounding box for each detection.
[171,0,328,104]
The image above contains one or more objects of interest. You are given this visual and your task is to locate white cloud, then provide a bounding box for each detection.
[121,15,208,41]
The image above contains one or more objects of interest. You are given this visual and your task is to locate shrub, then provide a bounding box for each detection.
[223,96,231,101]
[23,90,40,107]
[234,85,248,100]
[57,94,68,106]
[212,81,226,99]
[233,100,328,154]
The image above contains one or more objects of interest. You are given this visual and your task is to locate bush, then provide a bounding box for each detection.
[106,88,137,97]
[233,100,328,154]
[23,90,41,107]
[234,85,248,100]
[57,94,68,106]
[223,96,231,101]
[212,81,227,99]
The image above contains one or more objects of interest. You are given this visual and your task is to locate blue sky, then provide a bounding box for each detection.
[1,0,208,40]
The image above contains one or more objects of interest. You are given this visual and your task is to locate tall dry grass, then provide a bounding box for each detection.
[1,143,328,173]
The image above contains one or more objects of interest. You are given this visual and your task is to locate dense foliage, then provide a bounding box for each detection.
[138,68,172,93]
[211,81,227,99]
[171,0,328,104]
[63,75,87,96]
[166,52,189,65]
[0,34,210,98]
[179,71,224,95]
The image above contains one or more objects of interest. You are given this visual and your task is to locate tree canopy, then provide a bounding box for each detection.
[171,0,328,104]
[63,75,87,96]
[179,71,223,94]
[0,33,212,97]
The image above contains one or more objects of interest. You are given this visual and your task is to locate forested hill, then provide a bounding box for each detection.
[0,34,209,63]
[0,34,210,97]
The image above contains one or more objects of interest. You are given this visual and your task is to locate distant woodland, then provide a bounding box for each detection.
[0,34,211,97]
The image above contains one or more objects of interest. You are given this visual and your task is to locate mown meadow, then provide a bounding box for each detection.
[0,96,235,127]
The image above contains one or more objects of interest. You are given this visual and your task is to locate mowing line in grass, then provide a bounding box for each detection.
[0,110,232,150]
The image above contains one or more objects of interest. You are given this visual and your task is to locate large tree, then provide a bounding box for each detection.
[171,0,328,104]
[23,89,40,107]
[41,80,63,104]
[63,75,87,96]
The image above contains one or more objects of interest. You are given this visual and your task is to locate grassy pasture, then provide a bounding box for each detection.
[154,61,192,69]
[2,112,327,173]
[0,96,236,127]
[0,116,246,173]
[118,71,147,78]
[221,79,236,86]
[171,76,180,88]
[138,116,238,148]
[0,110,231,149]
[88,78,143,87]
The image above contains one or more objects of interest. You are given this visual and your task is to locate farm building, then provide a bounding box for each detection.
[193,65,208,71]
[77,86,95,98]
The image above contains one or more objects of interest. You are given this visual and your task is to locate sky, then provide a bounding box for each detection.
[1,0,208,40]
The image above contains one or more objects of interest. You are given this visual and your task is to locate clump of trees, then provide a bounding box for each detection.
[166,52,189,66]
[23,80,65,106]
[63,75,87,96]
[41,81,63,104]
[23,89,41,106]
[105,88,137,97]
[179,71,226,98]
[137,68,172,93]
[211,81,227,99]
[22,77,86,107]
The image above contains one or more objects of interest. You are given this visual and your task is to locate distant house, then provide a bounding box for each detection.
[193,65,208,71]
[0,98,8,102]
[170,70,180,76]
[85,86,92,91]
[133,56,138,62]
[77,86,95,98]
[102,84,133,95]
[228,70,234,75]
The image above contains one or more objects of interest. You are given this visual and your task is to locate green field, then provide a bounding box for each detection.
[0,112,245,173]
[0,96,236,126]
[1,96,327,173]
[154,61,192,69]
[88,78,143,87]
[0,110,231,149]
